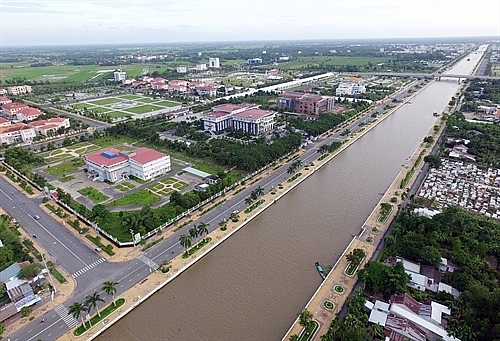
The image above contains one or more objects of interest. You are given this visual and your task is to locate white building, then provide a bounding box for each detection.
[28,117,70,135]
[7,85,32,96]
[113,70,127,82]
[2,102,29,118]
[176,66,187,73]
[16,107,43,121]
[85,147,171,182]
[195,64,207,71]
[0,123,36,145]
[336,77,366,96]
[209,58,220,68]
[232,109,275,135]
[201,103,256,134]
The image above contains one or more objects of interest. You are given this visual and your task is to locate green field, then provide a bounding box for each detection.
[153,100,180,107]
[89,98,123,106]
[118,94,144,101]
[123,104,164,114]
[263,56,392,70]
[44,158,84,176]
[115,182,135,192]
[135,97,157,104]
[107,189,160,207]
[105,111,132,118]
[78,187,109,203]
[0,63,166,84]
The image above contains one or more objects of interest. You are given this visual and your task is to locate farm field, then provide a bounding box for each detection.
[261,56,392,70]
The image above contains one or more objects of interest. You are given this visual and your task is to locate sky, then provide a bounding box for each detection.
[1,0,499,46]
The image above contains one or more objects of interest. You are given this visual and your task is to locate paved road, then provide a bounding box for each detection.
[5,81,421,341]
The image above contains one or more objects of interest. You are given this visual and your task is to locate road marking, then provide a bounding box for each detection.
[72,258,105,278]
[54,305,79,328]
[137,254,159,270]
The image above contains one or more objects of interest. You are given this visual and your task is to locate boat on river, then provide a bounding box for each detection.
[315,262,326,280]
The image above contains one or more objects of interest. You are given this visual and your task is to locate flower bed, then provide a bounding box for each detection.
[324,301,334,310]
[334,285,344,293]
[182,237,212,259]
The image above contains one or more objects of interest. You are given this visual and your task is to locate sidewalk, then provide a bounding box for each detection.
[0,206,76,340]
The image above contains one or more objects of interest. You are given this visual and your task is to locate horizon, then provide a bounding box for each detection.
[1,0,499,47]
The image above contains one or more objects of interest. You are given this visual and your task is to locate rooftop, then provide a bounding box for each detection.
[234,108,275,119]
[0,123,33,134]
[85,148,128,167]
[203,111,232,119]
[2,102,28,110]
[130,147,166,165]
[18,107,42,116]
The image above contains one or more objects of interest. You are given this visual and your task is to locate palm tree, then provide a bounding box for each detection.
[102,281,118,306]
[287,165,296,175]
[179,234,192,250]
[245,196,254,205]
[197,222,209,240]
[68,302,87,328]
[189,225,199,239]
[85,292,104,317]
[255,186,264,197]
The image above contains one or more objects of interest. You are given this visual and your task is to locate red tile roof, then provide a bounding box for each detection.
[0,97,11,103]
[85,148,128,167]
[18,108,42,117]
[0,123,33,134]
[39,124,60,130]
[2,102,28,110]
[130,147,166,165]
[0,117,10,124]
[234,108,274,119]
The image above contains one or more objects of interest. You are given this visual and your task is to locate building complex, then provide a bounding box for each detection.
[84,147,171,182]
[200,103,276,135]
[335,77,366,95]
[277,92,335,116]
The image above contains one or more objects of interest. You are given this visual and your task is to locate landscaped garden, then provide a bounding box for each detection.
[344,248,365,276]
[115,181,135,192]
[73,298,125,336]
[377,203,393,223]
[334,285,344,293]
[182,237,212,259]
[298,320,319,341]
[148,178,187,196]
[324,300,334,310]
[78,187,109,203]
[44,158,84,176]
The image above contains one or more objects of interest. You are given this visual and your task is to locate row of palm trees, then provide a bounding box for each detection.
[287,159,303,175]
[179,222,210,251]
[68,280,118,329]
[244,185,265,205]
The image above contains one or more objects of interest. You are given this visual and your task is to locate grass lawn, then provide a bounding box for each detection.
[107,189,160,207]
[104,110,132,118]
[151,100,180,107]
[87,97,122,106]
[135,97,157,104]
[117,94,144,101]
[59,175,75,183]
[115,182,135,192]
[78,187,109,203]
[72,103,95,110]
[123,104,164,114]
[89,136,138,148]
[44,158,84,176]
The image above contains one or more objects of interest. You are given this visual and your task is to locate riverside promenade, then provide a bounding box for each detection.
[52,81,426,341]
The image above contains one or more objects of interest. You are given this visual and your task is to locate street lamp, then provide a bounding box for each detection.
[130,229,135,247]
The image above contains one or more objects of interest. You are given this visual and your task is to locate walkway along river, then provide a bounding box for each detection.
[96,49,485,341]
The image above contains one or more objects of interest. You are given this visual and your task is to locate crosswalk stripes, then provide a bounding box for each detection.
[55,304,79,328]
[137,254,160,270]
[72,258,106,278]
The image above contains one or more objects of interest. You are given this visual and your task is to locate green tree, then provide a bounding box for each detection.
[68,301,87,328]
[298,308,314,328]
[188,226,199,239]
[197,222,209,240]
[179,234,192,250]
[102,280,118,306]
[85,292,104,317]
[18,263,44,280]
[20,306,32,317]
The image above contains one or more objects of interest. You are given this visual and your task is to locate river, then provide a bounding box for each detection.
[97,47,485,341]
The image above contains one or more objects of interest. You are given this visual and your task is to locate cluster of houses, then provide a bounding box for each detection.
[84,147,171,183]
[0,97,70,145]
[200,103,276,135]
[119,75,232,98]
[366,293,459,341]
[0,262,45,323]
[417,159,500,218]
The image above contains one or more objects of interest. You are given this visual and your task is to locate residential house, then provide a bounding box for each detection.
[28,117,70,136]
[2,102,29,118]
[16,107,43,121]
[150,77,168,90]
[0,123,37,145]
[7,85,32,96]
[0,97,11,105]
